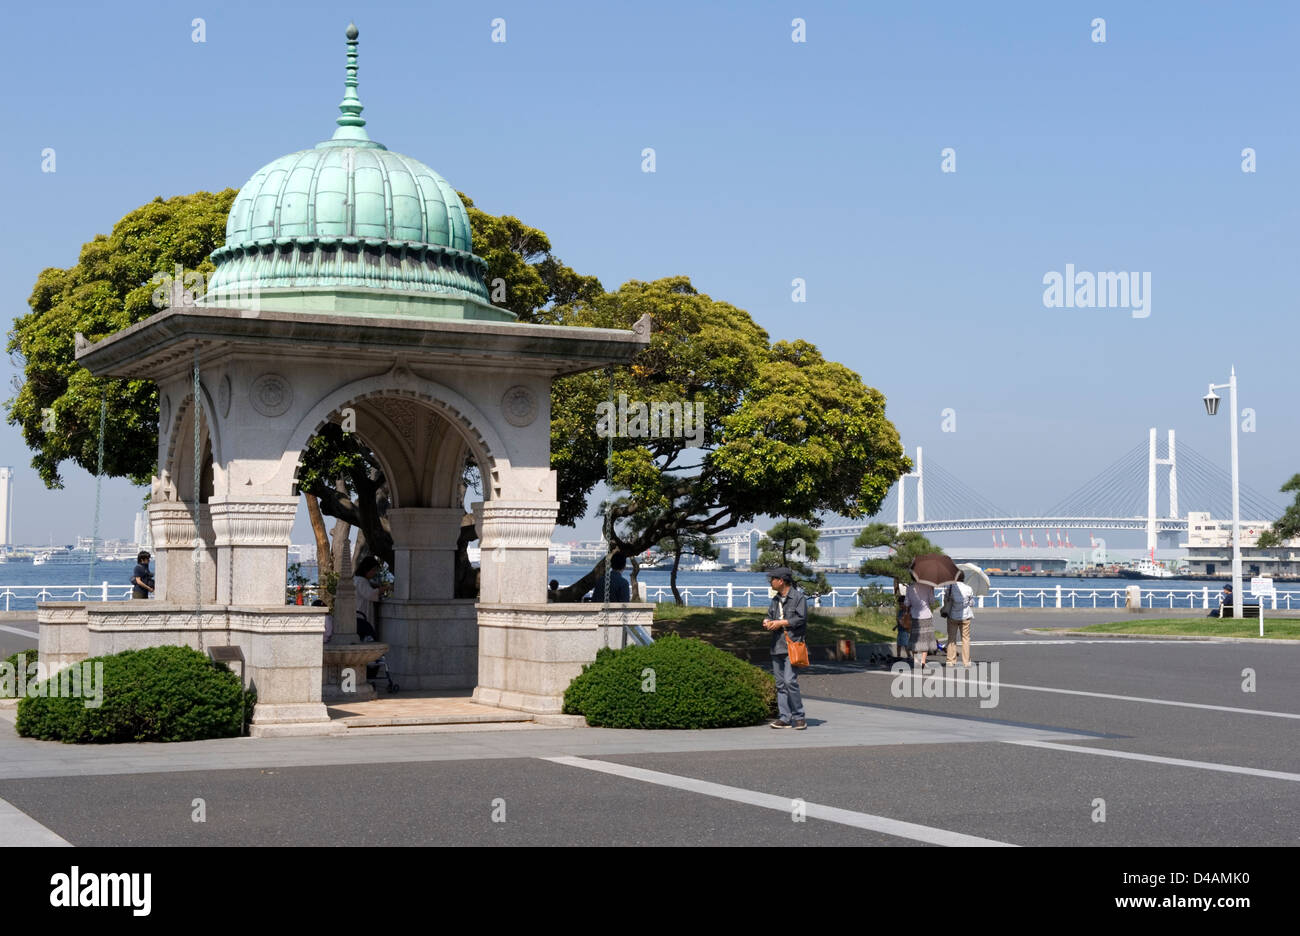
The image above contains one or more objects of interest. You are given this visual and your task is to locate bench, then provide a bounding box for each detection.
[1216,602,1261,619]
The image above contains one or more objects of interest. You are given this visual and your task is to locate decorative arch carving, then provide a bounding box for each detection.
[280,374,506,506]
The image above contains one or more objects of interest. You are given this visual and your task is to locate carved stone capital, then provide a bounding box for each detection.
[479,501,558,550]
[209,496,298,547]
[148,502,213,548]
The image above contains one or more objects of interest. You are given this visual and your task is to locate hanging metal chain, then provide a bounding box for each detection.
[89,397,106,587]
[602,366,614,611]
[193,349,203,648]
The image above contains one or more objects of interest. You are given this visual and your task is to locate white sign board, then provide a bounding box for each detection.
[1250,576,1275,597]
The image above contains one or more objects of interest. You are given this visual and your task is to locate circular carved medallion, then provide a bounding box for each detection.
[501,385,537,427]
[250,373,294,417]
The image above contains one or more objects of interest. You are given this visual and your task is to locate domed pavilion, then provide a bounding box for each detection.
[55,25,652,736]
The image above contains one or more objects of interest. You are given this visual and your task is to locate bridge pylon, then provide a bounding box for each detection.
[896,446,923,532]
[1148,428,1178,554]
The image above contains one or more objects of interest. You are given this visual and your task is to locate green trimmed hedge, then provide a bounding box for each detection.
[563,634,776,729]
[16,645,257,743]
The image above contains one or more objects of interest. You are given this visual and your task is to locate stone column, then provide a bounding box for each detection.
[333,537,357,639]
[478,501,557,605]
[209,495,298,606]
[387,507,465,601]
[147,501,216,603]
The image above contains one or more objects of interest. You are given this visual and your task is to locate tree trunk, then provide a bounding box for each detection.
[304,494,335,610]
[629,555,642,602]
[330,480,352,575]
[670,548,683,605]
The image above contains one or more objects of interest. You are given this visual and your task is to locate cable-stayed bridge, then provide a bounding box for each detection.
[816,429,1283,557]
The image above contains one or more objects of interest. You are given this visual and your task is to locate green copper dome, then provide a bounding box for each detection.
[205,25,505,320]
[221,147,475,252]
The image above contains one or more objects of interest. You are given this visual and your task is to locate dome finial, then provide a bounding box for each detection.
[332,22,370,142]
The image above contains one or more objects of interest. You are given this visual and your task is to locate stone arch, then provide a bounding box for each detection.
[162,384,221,504]
[279,373,507,505]
[338,397,475,509]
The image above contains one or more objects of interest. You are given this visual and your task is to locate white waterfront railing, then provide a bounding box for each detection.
[1,582,325,611]
[6,582,1297,613]
[637,583,1300,611]
[0,583,134,611]
[975,585,1300,611]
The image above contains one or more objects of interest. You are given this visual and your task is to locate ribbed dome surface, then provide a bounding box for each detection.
[223,146,473,252]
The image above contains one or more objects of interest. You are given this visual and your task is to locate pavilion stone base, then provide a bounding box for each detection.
[35,602,335,737]
[35,603,92,677]
[377,599,478,690]
[473,603,654,714]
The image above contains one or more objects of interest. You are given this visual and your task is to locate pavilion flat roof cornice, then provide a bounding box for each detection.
[75,304,651,380]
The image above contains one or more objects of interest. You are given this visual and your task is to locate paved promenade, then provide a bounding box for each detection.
[1,611,1296,846]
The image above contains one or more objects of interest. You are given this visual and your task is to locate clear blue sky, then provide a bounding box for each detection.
[2,0,1297,547]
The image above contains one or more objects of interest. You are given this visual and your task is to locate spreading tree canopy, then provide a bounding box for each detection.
[550,277,911,599]
[6,190,236,487]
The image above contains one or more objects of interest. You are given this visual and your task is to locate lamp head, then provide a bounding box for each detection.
[1203,386,1220,416]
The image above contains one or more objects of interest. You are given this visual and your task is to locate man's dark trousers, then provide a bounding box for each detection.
[772,650,804,723]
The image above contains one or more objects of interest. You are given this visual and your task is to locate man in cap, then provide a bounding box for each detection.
[131,551,155,600]
[762,566,808,729]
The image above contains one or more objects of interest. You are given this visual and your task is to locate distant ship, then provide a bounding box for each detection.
[32,548,92,566]
[1118,557,1177,579]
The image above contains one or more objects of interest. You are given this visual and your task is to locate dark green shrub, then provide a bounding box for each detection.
[563,634,776,729]
[16,645,257,743]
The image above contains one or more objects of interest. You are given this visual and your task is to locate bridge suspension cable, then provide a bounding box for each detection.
[1046,440,1150,518]
[920,461,1009,520]
[1174,443,1281,521]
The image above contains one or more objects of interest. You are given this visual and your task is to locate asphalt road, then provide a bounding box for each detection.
[1,611,1296,847]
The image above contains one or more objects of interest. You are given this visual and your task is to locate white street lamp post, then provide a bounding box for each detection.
[1203,368,1243,621]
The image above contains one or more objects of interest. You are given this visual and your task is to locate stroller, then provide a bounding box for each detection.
[367,654,400,694]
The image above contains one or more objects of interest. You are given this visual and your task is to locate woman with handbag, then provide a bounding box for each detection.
[763,567,808,730]
[904,579,936,669]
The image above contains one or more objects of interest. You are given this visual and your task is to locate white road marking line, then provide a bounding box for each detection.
[1005,740,1300,783]
[0,796,72,846]
[543,754,1016,847]
[972,639,1216,646]
[0,625,38,639]
[862,669,1300,719]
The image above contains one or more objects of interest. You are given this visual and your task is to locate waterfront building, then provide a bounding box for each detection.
[0,467,12,548]
[1181,511,1300,577]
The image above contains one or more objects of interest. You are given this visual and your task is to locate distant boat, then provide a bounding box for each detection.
[32,548,92,566]
[1118,557,1177,579]
[690,558,722,572]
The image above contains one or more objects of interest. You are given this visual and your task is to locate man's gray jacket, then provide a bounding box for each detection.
[768,585,808,655]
